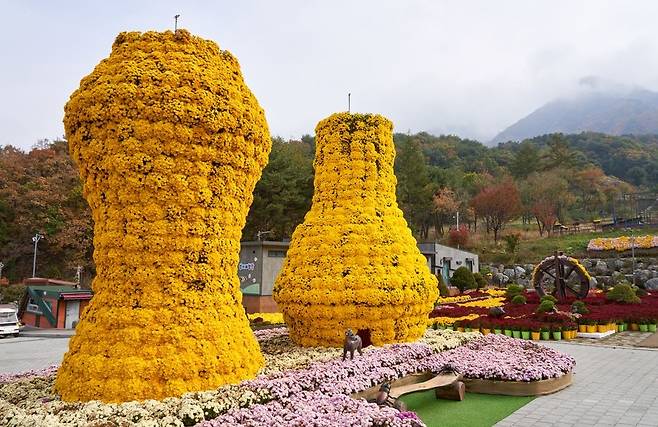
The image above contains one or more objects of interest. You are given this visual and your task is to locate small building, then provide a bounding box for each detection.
[238,240,479,313]
[18,284,93,329]
[417,243,479,284]
[239,241,289,313]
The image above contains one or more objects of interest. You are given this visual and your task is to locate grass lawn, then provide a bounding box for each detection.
[473,226,658,264]
[400,391,534,427]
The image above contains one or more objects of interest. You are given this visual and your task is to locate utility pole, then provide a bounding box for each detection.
[32,233,43,278]
[75,266,83,287]
[348,93,351,113]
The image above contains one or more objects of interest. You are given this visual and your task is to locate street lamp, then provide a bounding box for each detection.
[625,227,637,287]
[32,233,43,278]
[256,230,273,241]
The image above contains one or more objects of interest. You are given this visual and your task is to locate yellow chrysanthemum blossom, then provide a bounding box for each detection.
[436,295,472,304]
[483,288,506,297]
[428,314,480,326]
[273,113,438,347]
[248,312,285,324]
[457,296,505,308]
[56,30,270,402]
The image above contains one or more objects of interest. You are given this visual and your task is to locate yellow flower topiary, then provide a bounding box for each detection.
[273,113,438,347]
[55,30,270,402]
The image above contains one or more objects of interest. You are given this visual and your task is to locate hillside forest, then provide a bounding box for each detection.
[1,132,656,284]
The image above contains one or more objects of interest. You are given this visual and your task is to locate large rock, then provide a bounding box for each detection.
[581,259,593,269]
[594,261,609,276]
[493,273,509,286]
[634,270,651,286]
[514,266,526,278]
[596,275,613,287]
[645,277,658,291]
[503,269,516,279]
[524,264,535,275]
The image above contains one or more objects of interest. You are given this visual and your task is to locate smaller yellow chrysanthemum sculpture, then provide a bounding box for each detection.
[273,113,438,347]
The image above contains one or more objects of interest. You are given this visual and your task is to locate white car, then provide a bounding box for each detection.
[0,307,20,337]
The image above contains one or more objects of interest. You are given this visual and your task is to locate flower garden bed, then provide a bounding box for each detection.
[430,288,658,338]
[0,329,575,427]
[587,235,658,252]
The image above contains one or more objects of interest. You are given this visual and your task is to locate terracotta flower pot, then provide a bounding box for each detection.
[531,332,541,341]
[630,323,639,331]
[482,328,491,335]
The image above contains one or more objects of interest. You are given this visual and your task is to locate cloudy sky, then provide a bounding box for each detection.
[4,0,658,149]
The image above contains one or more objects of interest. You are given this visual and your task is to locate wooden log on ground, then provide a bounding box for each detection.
[435,380,465,401]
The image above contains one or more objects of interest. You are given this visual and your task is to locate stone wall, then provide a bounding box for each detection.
[482,257,658,290]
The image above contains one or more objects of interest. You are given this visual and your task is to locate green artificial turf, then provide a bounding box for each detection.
[400,391,534,427]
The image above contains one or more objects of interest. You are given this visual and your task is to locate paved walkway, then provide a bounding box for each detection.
[0,336,69,373]
[569,331,653,348]
[496,342,658,427]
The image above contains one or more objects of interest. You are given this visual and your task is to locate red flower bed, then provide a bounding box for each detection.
[430,289,658,329]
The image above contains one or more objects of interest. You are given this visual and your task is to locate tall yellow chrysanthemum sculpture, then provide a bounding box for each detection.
[273,113,438,347]
[55,30,270,402]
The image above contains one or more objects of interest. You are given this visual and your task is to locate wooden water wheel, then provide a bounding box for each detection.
[532,252,591,300]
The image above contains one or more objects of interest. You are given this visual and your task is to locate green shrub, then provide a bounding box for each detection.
[505,284,524,299]
[450,266,477,293]
[437,273,449,298]
[540,294,558,304]
[606,284,641,304]
[536,299,555,313]
[479,266,492,276]
[511,294,526,305]
[473,272,487,289]
[571,300,589,314]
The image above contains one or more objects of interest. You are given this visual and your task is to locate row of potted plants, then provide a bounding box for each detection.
[432,321,577,341]
[577,317,658,332]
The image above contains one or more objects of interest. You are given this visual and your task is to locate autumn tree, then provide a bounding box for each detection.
[520,169,574,236]
[470,178,521,242]
[432,187,459,236]
[0,140,94,284]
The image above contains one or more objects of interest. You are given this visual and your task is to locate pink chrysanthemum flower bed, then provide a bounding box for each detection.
[0,329,573,427]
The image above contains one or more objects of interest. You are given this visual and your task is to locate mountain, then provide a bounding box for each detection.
[491,89,658,144]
